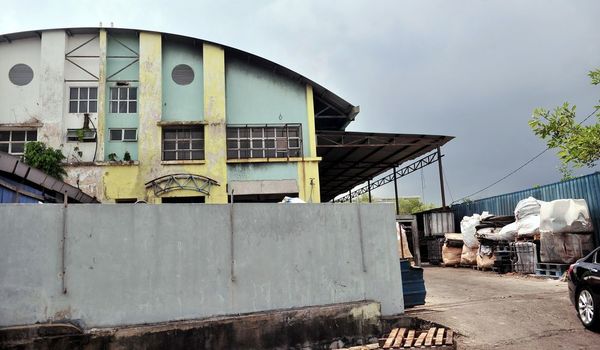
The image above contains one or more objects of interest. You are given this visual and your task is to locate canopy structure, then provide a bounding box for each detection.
[317,131,453,202]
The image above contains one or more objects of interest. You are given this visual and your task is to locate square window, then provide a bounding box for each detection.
[69,101,78,113]
[79,88,88,99]
[12,143,24,154]
[163,151,176,160]
[111,88,118,100]
[110,101,118,113]
[123,129,137,141]
[129,101,137,113]
[12,131,25,141]
[89,88,97,99]
[227,150,238,159]
[26,130,37,141]
[79,101,87,113]
[191,151,204,160]
[89,101,97,113]
[227,128,238,138]
[110,129,122,141]
[178,141,190,150]
[191,140,203,149]
[164,141,176,150]
[0,131,10,141]
[177,151,191,160]
[129,87,137,100]
[251,128,262,138]
[119,101,127,113]
[227,140,238,148]
[164,130,177,140]
[119,88,127,100]
[191,130,203,139]
[0,144,8,152]
[70,88,78,99]
[178,129,190,139]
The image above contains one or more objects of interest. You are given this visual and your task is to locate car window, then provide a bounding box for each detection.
[595,251,600,264]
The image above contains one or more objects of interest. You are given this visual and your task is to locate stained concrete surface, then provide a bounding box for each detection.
[408,265,600,349]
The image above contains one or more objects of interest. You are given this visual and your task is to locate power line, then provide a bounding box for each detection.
[452,107,599,204]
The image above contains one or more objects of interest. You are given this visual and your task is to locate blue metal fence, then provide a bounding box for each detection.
[450,172,600,245]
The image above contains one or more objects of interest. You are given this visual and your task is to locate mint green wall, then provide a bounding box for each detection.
[225,57,309,154]
[228,163,298,181]
[162,40,203,121]
[105,33,139,161]
[106,33,139,82]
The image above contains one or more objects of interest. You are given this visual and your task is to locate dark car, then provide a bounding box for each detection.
[568,246,600,331]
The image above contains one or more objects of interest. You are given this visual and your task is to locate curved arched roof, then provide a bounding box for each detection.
[0,27,359,130]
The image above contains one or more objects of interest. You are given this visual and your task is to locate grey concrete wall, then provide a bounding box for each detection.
[0,203,403,328]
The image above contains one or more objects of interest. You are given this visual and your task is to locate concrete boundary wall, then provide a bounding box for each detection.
[0,203,403,328]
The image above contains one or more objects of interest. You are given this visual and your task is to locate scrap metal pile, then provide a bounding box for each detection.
[441,197,595,277]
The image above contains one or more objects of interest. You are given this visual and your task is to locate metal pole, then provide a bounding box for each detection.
[367,180,372,203]
[61,191,68,294]
[349,190,352,203]
[393,166,399,215]
[437,146,446,208]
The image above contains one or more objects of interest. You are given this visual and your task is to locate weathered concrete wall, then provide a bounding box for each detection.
[0,203,403,328]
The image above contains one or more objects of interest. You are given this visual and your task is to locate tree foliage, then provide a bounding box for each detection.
[23,142,67,180]
[529,68,600,179]
[398,197,436,214]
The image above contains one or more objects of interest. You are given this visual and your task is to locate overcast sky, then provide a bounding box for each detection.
[2,0,599,205]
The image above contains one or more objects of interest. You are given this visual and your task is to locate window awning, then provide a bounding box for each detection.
[317,131,453,202]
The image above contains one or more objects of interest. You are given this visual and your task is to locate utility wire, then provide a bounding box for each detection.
[453,106,600,204]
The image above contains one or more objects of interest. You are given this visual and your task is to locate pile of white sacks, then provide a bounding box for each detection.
[459,197,595,267]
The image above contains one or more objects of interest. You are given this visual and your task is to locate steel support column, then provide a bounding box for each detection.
[367,180,372,203]
[437,146,446,208]
[393,166,399,215]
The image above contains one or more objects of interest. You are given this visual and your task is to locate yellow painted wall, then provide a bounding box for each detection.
[296,84,321,203]
[202,43,228,203]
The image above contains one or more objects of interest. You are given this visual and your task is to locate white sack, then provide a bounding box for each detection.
[460,214,481,248]
[396,223,413,259]
[496,222,518,241]
[514,197,541,219]
[517,215,540,237]
[539,199,593,234]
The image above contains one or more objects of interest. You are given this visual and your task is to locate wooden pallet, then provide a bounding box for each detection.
[535,262,569,278]
[378,327,453,349]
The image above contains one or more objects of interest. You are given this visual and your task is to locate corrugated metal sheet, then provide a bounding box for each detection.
[0,175,42,203]
[423,212,455,236]
[450,172,600,245]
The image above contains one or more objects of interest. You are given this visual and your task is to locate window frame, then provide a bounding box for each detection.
[161,126,205,161]
[109,86,138,114]
[226,124,302,160]
[108,128,138,142]
[0,129,37,155]
[68,86,98,114]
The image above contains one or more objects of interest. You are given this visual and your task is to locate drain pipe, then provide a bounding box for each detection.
[61,190,68,294]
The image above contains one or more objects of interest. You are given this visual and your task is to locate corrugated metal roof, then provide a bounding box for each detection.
[449,172,600,245]
[317,131,453,202]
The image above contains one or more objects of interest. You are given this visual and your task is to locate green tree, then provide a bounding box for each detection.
[23,142,67,180]
[529,68,600,180]
[398,197,436,214]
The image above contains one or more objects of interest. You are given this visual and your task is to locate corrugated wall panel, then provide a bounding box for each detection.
[450,172,600,245]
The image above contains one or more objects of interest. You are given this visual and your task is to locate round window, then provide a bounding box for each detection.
[9,64,34,86]
[172,64,194,85]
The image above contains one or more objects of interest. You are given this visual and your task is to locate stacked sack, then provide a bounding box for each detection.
[474,215,516,270]
[538,199,594,264]
[459,213,485,265]
[515,197,543,237]
[442,233,463,266]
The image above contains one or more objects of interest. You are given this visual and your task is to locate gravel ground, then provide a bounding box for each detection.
[406,265,600,349]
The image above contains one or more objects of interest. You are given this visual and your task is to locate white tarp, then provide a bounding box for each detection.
[539,199,593,234]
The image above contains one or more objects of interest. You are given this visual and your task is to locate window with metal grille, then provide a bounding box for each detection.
[109,128,137,141]
[226,124,302,159]
[69,87,98,113]
[162,126,204,160]
[109,87,137,114]
[0,130,37,155]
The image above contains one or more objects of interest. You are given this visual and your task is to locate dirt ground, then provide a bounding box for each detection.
[407,265,600,349]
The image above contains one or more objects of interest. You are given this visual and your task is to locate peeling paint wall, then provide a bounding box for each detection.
[1,29,326,204]
[0,37,42,126]
[63,33,100,163]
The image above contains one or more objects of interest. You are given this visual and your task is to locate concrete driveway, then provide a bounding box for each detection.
[407,265,600,349]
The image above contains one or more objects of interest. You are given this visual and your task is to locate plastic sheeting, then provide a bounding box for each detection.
[460,212,491,248]
[539,199,594,234]
[515,197,544,237]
